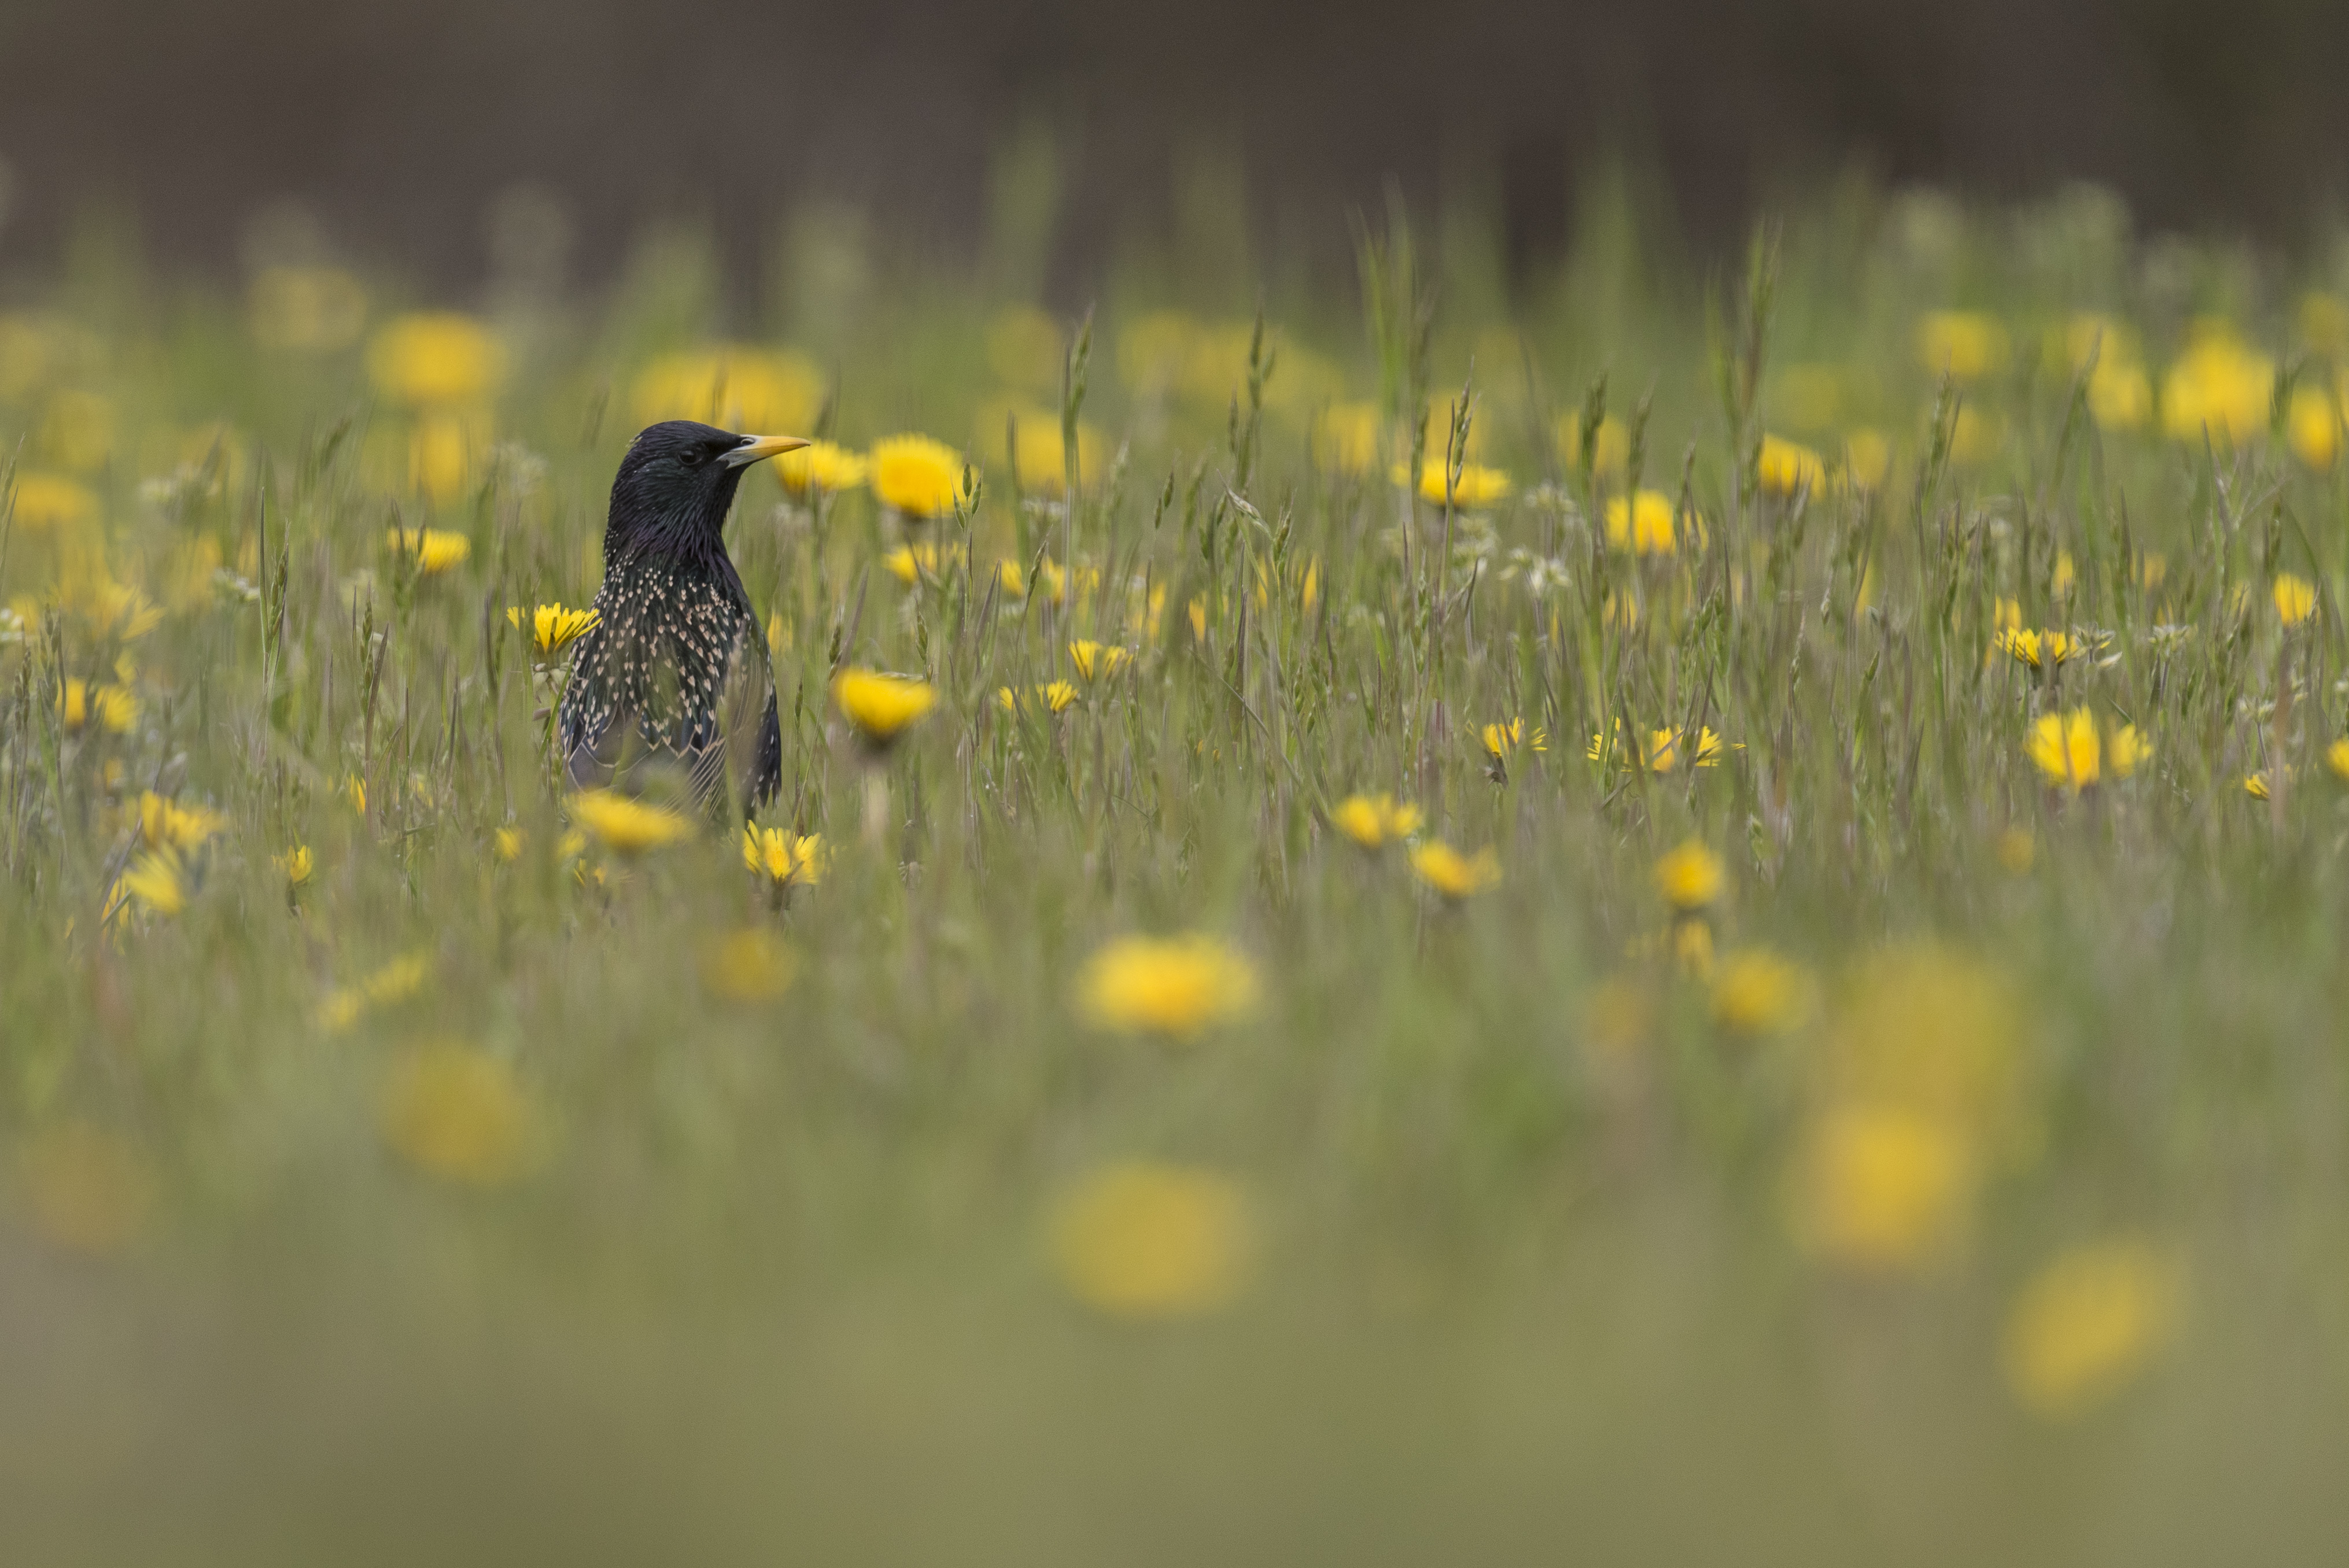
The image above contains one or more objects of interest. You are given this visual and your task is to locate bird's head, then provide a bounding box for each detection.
[606,420,809,559]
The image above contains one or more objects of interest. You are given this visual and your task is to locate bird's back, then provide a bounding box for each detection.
[559,551,781,815]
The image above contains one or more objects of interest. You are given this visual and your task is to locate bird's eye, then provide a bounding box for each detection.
[678,448,703,467]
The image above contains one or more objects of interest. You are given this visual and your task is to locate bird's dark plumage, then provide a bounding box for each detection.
[559,420,801,818]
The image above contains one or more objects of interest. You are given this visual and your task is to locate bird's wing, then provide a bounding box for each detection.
[686,617,781,817]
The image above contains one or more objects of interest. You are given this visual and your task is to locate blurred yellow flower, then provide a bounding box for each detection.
[1076,934,1259,1038]
[2330,738,2349,783]
[1558,412,1629,476]
[776,439,869,497]
[1397,460,1510,507]
[319,953,430,1033]
[2003,1239,2182,1419]
[138,791,226,852]
[2274,573,2318,627]
[700,928,799,1003]
[1068,640,1130,682]
[567,789,694,855]
[278,846,314,887]
[9,471,98,532]
[1794,1102,1974,1271]
[109,848,187,920]
[2242,771,2276,802]
[2089,359,2152,431]
[1916,310,2009,381]
[1757,433,1827,497]
[1996,628,2091,671]
[869,433,968,520]
[630,345,820,434]
[1050,1161,1253,1320]
[368,312,504,407]
[2026,708,2145,789]
[507,603,599,658]
[883,543,940,586]
[832,668,938,746]
[249,264,370,352]
[19,1122,153,1256]
[1654,839,1726,913]
[407,411,483,502]
[1481,717,1547,760]
[2289,385,2339,470]
[494,827,525,862]
[998,405,1102,494]
[59,678,138,735]
[1588,723,1728,773]
[1315,402,1382,473]
[385,526,471,574]
[1410,840,1502,899]
[742,824,827,890]
[1842,428,1893,490]
[998,681,1079,716]
[2162,326,2272,443]
[1605,489,1698,555]
[1329,793,1422,850]
[1711,948,1815,1035]
[382,1041,540,1187]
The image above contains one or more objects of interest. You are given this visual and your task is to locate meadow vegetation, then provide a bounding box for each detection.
[5,177,2349,1562]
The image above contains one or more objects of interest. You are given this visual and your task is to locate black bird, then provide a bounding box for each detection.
[560,420,807,817]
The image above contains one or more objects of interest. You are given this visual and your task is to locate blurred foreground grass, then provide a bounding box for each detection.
[6,179,2349,1563]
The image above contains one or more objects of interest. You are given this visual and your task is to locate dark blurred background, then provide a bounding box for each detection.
[2,0,2347,293]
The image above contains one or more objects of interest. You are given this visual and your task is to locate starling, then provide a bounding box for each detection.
[560,420,807,817]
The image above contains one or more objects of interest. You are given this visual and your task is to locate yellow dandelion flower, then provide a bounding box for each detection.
[2289,385,2339,470]
[1409,840,1503,900]
[1481,717,1547,759]
[385,526,471,575]
[1329,793,1423,851]
[630,345,820,433]
[278,846,314,886]
[381,1042,540,1188]
[2329,738,2349,783]
[1711,948,1815,1035]
[319,953,431,1033]
[2274,573,2318,627]
[742,824,827,889]
[1396,460,1510,508]
[138,791,226,852]
[495,827,525,862]
[58,678,138,735]
[1588,723,1728,773]
[2243,772,2277,802]
[1757,433,1827,497]
[1037,558,1099,608]
[1997,628,2091,671]
[1916,310,2009,381]
[2161,326,2272,444]
[869,433,968,521]
[1842,429,1894,490]
[998,407,1103,495]
[346,774,368,816]
[109,848,187,920]
[1794,1102,1975,1271]
[20,1122,154,1256]
[701,928,799,1003]
[1050,1161,1253,1320]
[2003,1239,2182,1419]
[776,438,869,497]
[883,543,940,586]
[367,312,504,407]
[2026,707,2145,790]
[1068,640,1131,682]
[831,668,938,746]
[507,603,600,658]
[1654,839,1726,913]
[1075,934,1259,1038]
[567,789,695,855]
[1186,595,1208,641]
[8,471,98,532]
[1558,412,1630,476]
[998,681,1080,716]
[1604,489,1695,555]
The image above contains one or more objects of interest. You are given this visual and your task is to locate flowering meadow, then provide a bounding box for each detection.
[6,185,2349,1561]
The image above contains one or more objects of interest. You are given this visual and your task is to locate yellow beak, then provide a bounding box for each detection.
[721,433,813,468]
